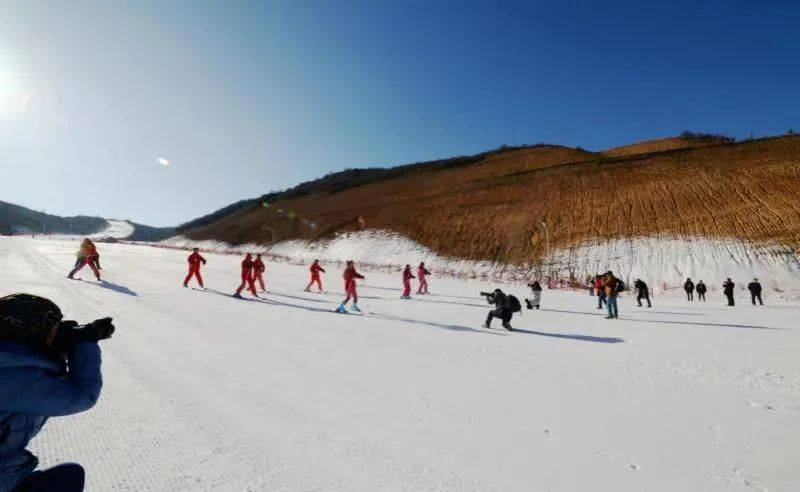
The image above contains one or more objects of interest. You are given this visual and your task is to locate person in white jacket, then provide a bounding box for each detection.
[525,281,542,310]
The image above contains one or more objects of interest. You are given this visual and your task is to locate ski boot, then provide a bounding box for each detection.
[335,303,348,313]
[351,304,362,313]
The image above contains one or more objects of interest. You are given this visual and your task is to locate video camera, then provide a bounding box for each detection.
[480,291,499,304]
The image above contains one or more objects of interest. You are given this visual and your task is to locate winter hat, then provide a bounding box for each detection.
[0,294,63,348]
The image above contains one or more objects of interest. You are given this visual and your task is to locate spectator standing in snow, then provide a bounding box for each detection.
[416,262,431,295]
[305,260,325,292]
[684,278,695,301]
[634,278,651,307]
[696,280,707,301]
[603,271,621,319]
[525,281,542,309]
[723,278,735,306]
[587,276,595,296]
[337,261,365,313]
[253,254,267,293]
[595,275,606,309]
[0,294,115,492]
[233,254,258,298]
[748,278,763,305]
[401,265,415,299]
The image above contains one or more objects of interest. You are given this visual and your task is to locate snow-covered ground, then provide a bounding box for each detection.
[164,231,800,299]
[90,219,135,239]
[2,236,799,491]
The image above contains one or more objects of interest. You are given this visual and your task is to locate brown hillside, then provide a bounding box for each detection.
[603,136,723,157]
[183,135,800,265]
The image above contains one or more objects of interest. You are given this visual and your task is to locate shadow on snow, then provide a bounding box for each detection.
[540,308,783,330]
[510,328,624,344]
[363,312,507,336]
[74,279,138,297]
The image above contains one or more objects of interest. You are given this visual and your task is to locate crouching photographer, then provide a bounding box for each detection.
[0,294,114,492]
[481,289,521,331]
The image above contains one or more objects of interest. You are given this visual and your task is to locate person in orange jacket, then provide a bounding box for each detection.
[305,259,326,292]
[183,248,207,288]
[233,253,259,298]
[402,264,415,299]
[67,239,101,281]
[336,261,364,313]
[416,262,431,295]
[253,254,266,293]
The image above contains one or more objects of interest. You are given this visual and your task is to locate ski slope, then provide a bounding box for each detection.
[90,219,135,239]
[1,236,798,491]
[164,231,800,299]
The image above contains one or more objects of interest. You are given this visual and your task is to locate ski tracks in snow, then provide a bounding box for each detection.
[13,239,490,491]
[3,237,799,491]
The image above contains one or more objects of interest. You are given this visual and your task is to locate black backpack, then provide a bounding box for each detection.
[614,279,626,293]
[508,295,522,313]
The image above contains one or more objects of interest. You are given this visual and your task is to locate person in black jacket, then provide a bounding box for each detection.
[723,278,735,306]
[696,280,707,301]
[633,279,651,307]
[748,278,763,305]
[684,278,695,301]
[482,289,514,331]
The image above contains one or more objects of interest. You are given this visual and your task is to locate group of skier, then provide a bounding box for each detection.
[66,239,768,321]
[401,262,430,299]
[231,253,267,298]
[177,248,432,314]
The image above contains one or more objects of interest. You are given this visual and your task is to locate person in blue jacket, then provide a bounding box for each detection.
[0,294,115,492]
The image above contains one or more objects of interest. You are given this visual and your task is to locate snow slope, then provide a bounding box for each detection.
[89,219,135,239]
[164,231,800,299]
[1,236,799,491]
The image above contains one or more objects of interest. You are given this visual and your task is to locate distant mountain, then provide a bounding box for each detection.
[0,201,107,236]
[0,200,175,241]
[177,133,800,267]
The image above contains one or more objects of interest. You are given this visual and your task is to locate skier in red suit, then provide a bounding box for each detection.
[401,264,415,299]
[416,262,431,295]
[336,260,364,313]
[183,248,207,288]
[233,253,258,298]
[67,238,101,281]
[305,259,326,292]
[253,254,266,293]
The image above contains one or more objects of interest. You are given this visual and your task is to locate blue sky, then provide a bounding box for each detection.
[1,0,798,226]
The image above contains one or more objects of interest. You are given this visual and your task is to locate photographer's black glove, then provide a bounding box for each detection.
[54,317,115,355]
[76,317,115,342]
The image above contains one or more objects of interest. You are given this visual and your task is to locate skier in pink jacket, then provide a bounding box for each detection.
[401,265,415,299]
[416,262,431,295]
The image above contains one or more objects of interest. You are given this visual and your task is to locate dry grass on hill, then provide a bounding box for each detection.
[602,136,724,157]
[184,136,800,266]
